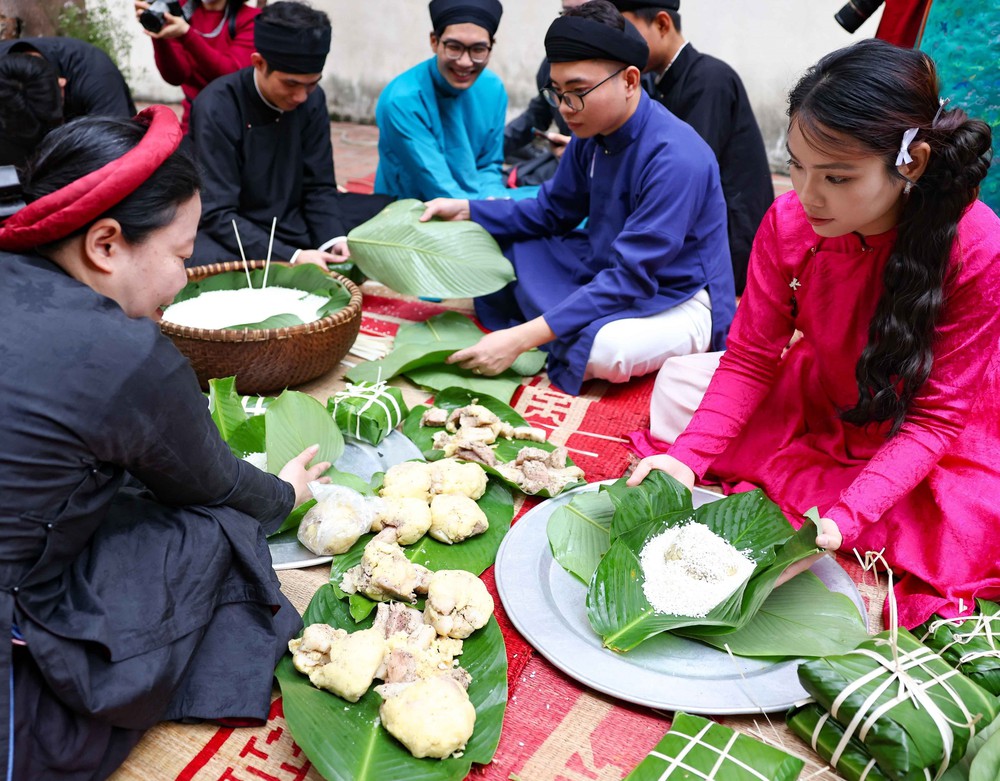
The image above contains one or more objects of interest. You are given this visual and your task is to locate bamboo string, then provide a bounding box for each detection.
[231,219,252,289]
[262,216,277,290]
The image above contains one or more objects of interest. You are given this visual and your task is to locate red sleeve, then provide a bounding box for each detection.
[176,6,259,90]
[826,210,1000,539]
[152,37,193,86]
[668,201,799,475]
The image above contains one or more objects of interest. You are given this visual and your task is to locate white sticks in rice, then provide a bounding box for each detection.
[231,218,252,289]
[262,216,277,290]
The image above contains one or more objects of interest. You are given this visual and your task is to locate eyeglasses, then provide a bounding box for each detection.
[540,67,626,112]
[440,39,492,64]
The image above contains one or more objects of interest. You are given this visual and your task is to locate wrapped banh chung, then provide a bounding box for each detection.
[916,600,1000,697]
[624,712,804,781]
[796,627,999,781]
[329,382,408,446]
[786,703,891,781]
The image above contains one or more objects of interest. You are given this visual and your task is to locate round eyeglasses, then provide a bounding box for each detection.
[441,40,492,64]
[540,67,627,112]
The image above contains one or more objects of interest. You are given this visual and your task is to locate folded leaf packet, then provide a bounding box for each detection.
[917,600,1000,697]
[329,382,408,446]
[625,712,804,780]
[797,628,999,781]
[787,703,891,781]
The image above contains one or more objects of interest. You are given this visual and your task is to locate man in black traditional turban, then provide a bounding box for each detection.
[419,0,735,396]
[374,0,539,202]
[189,0,392,267]
[612,0,774,294]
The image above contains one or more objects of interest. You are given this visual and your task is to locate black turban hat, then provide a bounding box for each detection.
[429,0,503,37]
[611,0,680,11]
[254,14,331,74]
[544,15,649,70]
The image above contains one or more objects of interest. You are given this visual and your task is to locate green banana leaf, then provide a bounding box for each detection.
[546,489,615,586]
[170,264,351,318]
[331,477,514,621]
[402,388,582,497]
[971,725,1000,781]
[587,482,820,652]
[678,571,868,658]
[798,628,1000,781]
[226,313,305,330]
[208,376,249,452]
[917,600,1000,696]
[403,365,521,405]
[624,713,804,781]
[346,312,544,399]
[275,583,507,781]
[346,199,514,298]
[605,471,694,541]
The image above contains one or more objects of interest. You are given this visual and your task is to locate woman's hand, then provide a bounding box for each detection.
[775,512,842,587]
[278,444,331,507]
[626,454,696,489]
[420,198,471,223]
[134,2,190,38]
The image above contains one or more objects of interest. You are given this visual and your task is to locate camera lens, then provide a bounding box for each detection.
[834,0,886,34]
[139,9,166,33]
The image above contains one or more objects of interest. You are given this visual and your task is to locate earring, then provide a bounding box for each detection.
[903,181,913,196]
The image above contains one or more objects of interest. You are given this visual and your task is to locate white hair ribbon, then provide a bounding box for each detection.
[895,127,919,166]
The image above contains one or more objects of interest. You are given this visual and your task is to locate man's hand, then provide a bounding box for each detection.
[446,318,555,376]
[626,454,696,489]
[420,198,471,223]
[447,328,530,376]
[548,132,571,159]
[294,249,343,269]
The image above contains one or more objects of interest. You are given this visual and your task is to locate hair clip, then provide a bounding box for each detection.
[932,97,951,127]
[895,127,919,166]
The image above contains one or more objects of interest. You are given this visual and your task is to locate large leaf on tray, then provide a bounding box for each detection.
[403,365,522,406]
[347,199,514,298]
[678,570,868,658]
[275,583,507,781]
[332,477,514,621]
[587,475,820,652]
[546,488,615,586]
[402,387,582,497]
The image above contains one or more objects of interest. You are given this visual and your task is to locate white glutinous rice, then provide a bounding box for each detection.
[162,287,329,330]
[639,522,755,617]
[242,452,268,471]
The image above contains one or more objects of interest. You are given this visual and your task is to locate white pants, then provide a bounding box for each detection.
[584,289,713,384]
[650,350,723,444]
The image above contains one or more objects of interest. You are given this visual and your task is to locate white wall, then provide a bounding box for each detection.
[111,0,884,168]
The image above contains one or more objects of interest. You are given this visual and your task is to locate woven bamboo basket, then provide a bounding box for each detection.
[160,260,362,395]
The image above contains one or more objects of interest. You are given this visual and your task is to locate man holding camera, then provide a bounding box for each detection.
[0,37,134,122]
[189,0,391,267]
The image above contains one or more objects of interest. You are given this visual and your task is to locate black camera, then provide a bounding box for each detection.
[834,0,886,34]
[139,0,189,34]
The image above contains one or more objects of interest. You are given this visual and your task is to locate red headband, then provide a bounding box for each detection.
[0,105,183,252]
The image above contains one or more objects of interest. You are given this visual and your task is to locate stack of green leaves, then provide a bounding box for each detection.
[275,583,507,781]
[346,199,514,298]
[548,475,868,657]
[208,376,373,535]
[916,600,1000,697]
[623,712,804,780]
[328,381,408,446]
[346,312,546,403]
[797,628,1000,781]
[171,264,351,329]
[403,387,583,497]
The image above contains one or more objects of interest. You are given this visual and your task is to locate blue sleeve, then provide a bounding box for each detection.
[469,138,590,241]
[378,91,480,201]
[543,142,717,339]
[473,84,508,198]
